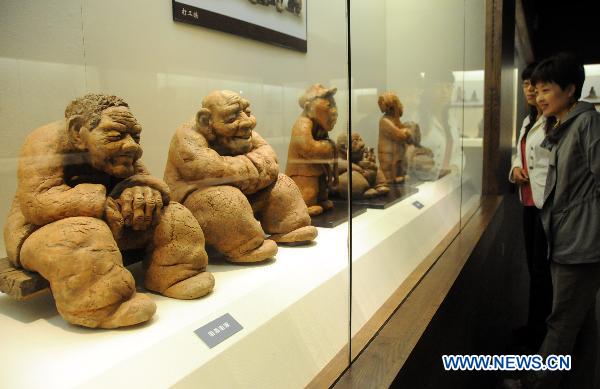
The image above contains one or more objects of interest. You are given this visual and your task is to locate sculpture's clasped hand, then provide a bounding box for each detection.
[116,186,163,231]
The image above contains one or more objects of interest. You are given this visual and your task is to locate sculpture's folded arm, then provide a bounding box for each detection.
[380,117,410,142]
[244,132,280,192]
[170,127,275,194]
[290,118,333,161]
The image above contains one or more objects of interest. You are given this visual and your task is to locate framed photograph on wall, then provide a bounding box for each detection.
[172,0,307,52]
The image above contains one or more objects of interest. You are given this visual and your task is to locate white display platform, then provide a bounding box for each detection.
[351,172,477,338]
[0,172,472,389]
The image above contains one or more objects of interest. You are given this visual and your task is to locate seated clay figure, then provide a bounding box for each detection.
[3,94,214,329]
[378,92,413,184]
[335,133,390,199]
[164,90,317,264]
[404,121,436,181]
[286,84,339,216]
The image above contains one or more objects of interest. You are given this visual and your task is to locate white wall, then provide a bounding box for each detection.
[350,0,388,149]
[0,0,349,257]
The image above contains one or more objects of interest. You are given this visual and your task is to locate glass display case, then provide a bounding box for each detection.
[0,1,486,387]
[349,0,485,357]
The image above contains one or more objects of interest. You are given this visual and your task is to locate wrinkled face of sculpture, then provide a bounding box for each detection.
[350,133,365,162]
[79,106,143,178]
[310,96,338,131]
[207,92,257,155]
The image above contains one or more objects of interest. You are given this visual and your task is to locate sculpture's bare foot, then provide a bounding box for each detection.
[99,293,157,329]
[228,239,278,263]
[308,205,324,216]
[364,188,379,198]
[270,226,318,244]
[320,200,334,211]
[393,176,405,184]
[163,272,215,300]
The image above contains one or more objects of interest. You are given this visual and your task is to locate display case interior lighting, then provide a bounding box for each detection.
[452,70,485,82]
[584,64,600,76]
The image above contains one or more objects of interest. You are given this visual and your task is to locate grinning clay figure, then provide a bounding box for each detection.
[286,84,339,216]
[164,90,317,264]
[3,94,214,329]
[335,133,390,199]
[378,92,413,184]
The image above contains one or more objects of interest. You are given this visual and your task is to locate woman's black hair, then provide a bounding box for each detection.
[531,52,585,100]
[522,61,539,133]
[522,61,539,81]
[532,53,585,140]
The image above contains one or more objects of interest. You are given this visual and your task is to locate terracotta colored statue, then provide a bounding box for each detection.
[335,133,390,199]
[286,84,339,216]
[164,90,317,264]
[404,121,436,181]
[378,92,413,184]
[3,94,214,329]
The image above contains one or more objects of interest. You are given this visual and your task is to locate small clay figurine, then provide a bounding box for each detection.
[3,94,214,329]
[286,84,339,216]
[470,90,479,103]
[164,90,317,264]
[377,92,413,184]
[585,86,598,100]
[335,133,390,199]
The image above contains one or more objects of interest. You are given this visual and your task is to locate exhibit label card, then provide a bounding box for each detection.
[412,201,425,210]
[194,313,243,348]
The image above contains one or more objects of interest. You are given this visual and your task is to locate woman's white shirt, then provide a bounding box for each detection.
[509,115,549,208]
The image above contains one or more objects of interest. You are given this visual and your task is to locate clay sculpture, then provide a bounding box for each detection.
[286,84,339,216]
[404,121,436,181]
[377,92,413,184]
[3,94,214,329]
[164,90,317,264]
[335,132,390,199]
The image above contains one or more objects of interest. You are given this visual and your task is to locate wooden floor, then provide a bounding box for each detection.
[333,194,517,389]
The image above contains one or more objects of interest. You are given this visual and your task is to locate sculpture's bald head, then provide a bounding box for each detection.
[196,90,257,155]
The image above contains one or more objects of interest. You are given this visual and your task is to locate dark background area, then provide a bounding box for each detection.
[522,0,600,64]
[392,194,529,388]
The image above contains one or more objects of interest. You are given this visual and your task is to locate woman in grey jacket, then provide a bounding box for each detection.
[507,53,600,389]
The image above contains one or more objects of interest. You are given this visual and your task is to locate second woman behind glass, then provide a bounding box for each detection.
[508,62,552,350]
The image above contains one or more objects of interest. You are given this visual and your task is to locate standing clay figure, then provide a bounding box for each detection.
[3,94,214,329]
[286,84,339,216]
[335,133,390,199]
[164,90,317,264]
[378,92,413,184]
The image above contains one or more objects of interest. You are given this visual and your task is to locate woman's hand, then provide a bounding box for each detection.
[512,167,529,185]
